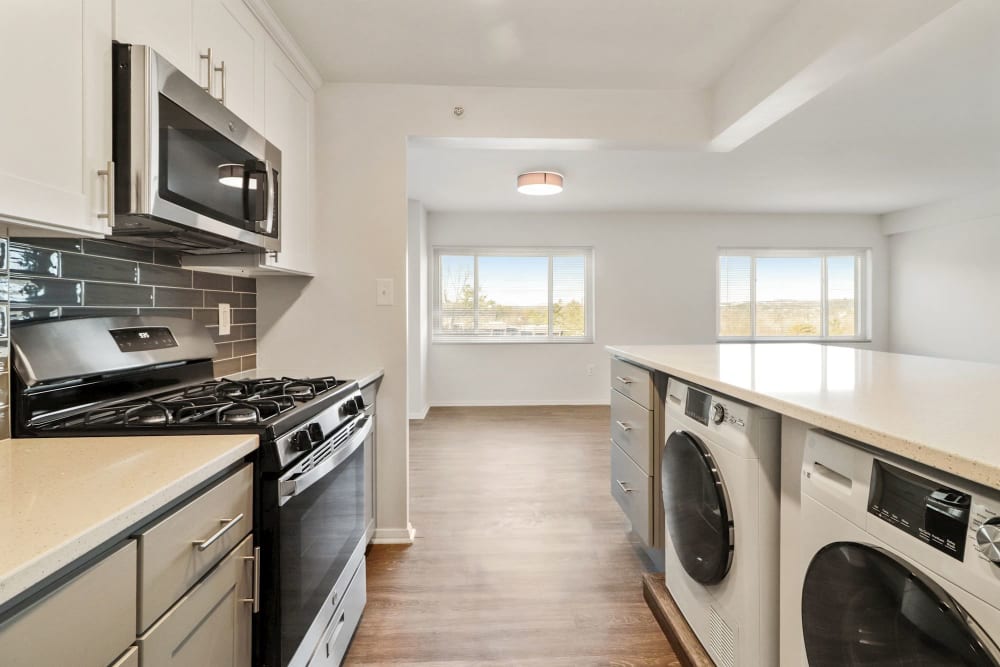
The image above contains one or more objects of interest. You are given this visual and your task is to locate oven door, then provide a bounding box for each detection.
[113,43,281,252]
[270,416,371,667]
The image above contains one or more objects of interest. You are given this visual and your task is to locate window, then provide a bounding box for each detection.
[433,247,594,342]
[718,249,869,341]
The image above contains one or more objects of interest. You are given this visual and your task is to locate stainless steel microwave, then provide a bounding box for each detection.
[111,43,281,254]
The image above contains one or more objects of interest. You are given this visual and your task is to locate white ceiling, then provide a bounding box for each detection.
[408,0,1000,214]
[265,0,796,89]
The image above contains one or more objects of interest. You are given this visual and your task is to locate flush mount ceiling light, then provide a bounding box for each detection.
[218,163,257,189]
[517,171,564,196]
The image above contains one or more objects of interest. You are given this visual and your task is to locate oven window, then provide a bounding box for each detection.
[278,443,365,664]
[158,95,265,227]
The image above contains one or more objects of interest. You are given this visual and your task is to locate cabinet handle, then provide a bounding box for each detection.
[616,480,633,494]
[240,546,260,613]
[615,376,634,385]
[192,512,244,551]
[215,60,226,104]
[199,48,213,93]
[324,611,347,658]
[97,161,114,226]
[615,420,632,432]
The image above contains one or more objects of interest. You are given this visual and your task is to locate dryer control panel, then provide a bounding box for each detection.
[868,460,971,561]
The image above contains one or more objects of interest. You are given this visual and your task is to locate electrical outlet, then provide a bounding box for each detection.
[376,278,394,306]
[219,303,232,336]
[586,364,595,376]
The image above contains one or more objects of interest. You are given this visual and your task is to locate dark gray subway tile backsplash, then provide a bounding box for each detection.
[10,237,256,379]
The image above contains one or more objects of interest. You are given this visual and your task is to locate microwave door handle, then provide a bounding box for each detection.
[277,416,372,506]
[261,159,275,236]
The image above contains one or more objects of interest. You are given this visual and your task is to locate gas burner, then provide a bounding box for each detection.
[282,382,316,399]
[218,403,261,425]
[125,403,172,426]
[216,381,251,399]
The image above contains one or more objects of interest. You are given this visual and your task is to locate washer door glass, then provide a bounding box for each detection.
[802,542,1000,666]
[662,430,733,585]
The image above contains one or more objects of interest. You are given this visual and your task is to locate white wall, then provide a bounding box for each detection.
[407,200,429,418]
[425,211,889,406]
[257,82,708,542]
[886,186,1000,363]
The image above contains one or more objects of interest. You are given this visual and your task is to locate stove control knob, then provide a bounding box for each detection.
[354,396,366,412]
[307,422,324,443]
[712,403,727,425]
[343,400,360,416]
[976,518,1000,564]
[291,429,313,452]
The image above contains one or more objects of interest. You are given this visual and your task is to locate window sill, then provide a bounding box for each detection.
[717,338,873,344]
[432,337,595,345]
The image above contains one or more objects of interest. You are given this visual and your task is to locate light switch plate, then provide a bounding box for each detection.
[376,278,394,306]
[219,303,232,335]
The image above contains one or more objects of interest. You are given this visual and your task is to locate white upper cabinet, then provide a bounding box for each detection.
[260,38,315,275]
[193,0,266,130]
[0,0,113,236]
[114,0,197,81]
[115,0,265,129]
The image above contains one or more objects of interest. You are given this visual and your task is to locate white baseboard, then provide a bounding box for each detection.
[429,398,610,407]
[408,404,430,420]
[372,523,416,544]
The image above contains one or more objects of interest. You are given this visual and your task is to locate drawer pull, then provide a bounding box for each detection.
[615,420,632,432]
[616,480,633,494]
[239,546,261,613]
[615,376,634,385]
[193,513,244,551]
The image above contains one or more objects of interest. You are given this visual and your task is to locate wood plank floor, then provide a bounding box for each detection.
[344,405,678,666]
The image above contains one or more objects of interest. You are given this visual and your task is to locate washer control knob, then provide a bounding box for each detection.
[976,518,1000,564]
[712,403,726,425]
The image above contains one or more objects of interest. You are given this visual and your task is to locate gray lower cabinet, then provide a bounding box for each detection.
[609,357,665,564]
[0,541,137,667]
[110,646,139,667]
[361,373,381,544]
[138,533,254,667]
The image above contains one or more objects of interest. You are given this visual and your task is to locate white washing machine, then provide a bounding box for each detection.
[797,430,1000,666]
[661,378,780,667]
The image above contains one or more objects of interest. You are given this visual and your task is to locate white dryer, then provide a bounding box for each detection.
[797,430,1000,666]
[662,378,780,667]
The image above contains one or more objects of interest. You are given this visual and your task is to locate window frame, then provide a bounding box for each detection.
[716,247,871,343]
[432,246,595,344]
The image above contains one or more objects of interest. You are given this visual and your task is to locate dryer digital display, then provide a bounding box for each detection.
[684,388,712,425]
[868,460,970,561]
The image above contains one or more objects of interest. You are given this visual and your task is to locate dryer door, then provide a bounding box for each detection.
[802,542,1000,666]
[662,430,734,585]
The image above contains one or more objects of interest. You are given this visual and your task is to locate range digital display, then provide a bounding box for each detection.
[684,388,712,426]
[109,327,178,352]
[868,460,970,561]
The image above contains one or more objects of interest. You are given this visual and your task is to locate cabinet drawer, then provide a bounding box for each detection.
[611,441,653,546]
[136,464,253,631]
[0,541,137,667]
[611,357,654,409]
[138,534,253,667]
[308,560,367,667]
[610,389,654,474]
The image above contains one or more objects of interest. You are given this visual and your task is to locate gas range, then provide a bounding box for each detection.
[11,315,365,471]
[11,315,372,667]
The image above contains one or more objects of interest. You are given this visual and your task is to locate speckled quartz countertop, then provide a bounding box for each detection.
[0,434,258,609]
[607,343,1000,489]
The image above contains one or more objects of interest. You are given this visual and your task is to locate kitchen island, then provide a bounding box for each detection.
[607,343,1000,488]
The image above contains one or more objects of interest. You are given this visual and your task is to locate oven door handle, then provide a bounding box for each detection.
[277,416,372,506]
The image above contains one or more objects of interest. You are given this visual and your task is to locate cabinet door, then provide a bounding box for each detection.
[113,0,197,82]
[193,0,265,129]
[0,0,112,236]
[261,38,315,275]
[139,535,254,667]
